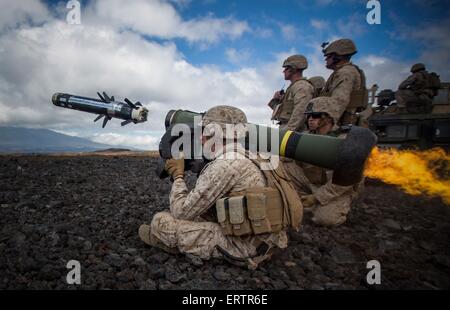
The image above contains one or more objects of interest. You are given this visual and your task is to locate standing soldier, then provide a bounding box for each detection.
[395,63,440,113]
[320,39,368,126]
[139,106,302,269]
[269,55,314,132]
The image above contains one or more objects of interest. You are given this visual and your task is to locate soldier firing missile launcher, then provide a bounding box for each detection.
[159,109,377,186]
[52,92,148,127]
[50,93,376,186]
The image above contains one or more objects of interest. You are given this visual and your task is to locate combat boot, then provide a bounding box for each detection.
[138,224,178,254]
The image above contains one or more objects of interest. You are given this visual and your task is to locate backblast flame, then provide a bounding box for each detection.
[364,147,450,204]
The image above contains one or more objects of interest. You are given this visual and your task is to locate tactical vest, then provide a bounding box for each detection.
[272,79,313,124]
[322,64,369,126]
[215,155,303,237]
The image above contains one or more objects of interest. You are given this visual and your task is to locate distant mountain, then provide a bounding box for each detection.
[0,127,117,153]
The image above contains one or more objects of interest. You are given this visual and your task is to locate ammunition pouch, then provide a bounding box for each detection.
[216,187,283,237]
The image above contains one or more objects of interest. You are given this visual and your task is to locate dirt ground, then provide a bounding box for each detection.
[0,154,449,290]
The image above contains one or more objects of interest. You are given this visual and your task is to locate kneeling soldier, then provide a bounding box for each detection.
[139,106,302,269]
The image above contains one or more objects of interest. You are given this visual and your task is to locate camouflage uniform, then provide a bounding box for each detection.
[395,64,434,113]
[321,63,364,124]
[286,163,359,226]
[320,39,367,126]
[151,143,288,260]
[272,79,314,131]
[270,55,314,132]
[284,97,361,226]
[143,106,288,266]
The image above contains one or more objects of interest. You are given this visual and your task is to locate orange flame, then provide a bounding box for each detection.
[364,147,450,204]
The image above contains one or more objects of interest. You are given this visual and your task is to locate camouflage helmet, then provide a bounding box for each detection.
[308,76,326,90]
[322,39,357,57]
[282,55,308,70]
[411,63,425,73]
[304,97,340,124]
[202,105,248,140]
[202,105,247,126]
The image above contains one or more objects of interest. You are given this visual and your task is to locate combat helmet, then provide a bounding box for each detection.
[411,63,426,73]
[202,105,247,125]
[282,55,308,70]
[304,97,340,124]
[202,105,248,139]
[308,76,326,90]
[322,39,357,56]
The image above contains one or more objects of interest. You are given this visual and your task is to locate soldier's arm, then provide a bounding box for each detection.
[286,82,314,131]
[398,75,416,90]
[169,160,240,220]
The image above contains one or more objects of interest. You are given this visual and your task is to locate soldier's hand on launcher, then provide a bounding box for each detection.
[165,158,185,180]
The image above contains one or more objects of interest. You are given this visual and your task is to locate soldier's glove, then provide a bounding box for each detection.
[301,194,318,209]
[165,158,184,180]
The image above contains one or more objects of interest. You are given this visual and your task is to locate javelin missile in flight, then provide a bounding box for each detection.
[52,92,148,128]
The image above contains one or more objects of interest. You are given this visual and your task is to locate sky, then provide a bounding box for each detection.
[0,0,449,150]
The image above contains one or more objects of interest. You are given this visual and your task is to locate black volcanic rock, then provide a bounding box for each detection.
[0,154,449,290]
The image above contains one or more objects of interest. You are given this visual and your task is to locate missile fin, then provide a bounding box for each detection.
[124,98,136,109]
[121,120,133,126]
[97,92,106,102]
[102,115,112,128]
[94,114,104,122]
[102,92,111,103]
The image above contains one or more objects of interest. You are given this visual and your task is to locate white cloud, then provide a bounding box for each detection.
[0,0,50,32]
[336,13,367,38]
[2,0,428,152]
[401,17,450,80]
[366,55,387,67]
[280,24,297,41]
[254,27,273,39]
[359,55,409,91]
[225,48,251,65]
[89,0,249,44]
[0,2,284,149]
[310,19,328,31]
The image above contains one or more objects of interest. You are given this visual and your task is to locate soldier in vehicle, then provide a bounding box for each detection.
[395,63,441,114]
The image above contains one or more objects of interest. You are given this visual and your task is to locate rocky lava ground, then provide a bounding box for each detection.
[0,155,449,290]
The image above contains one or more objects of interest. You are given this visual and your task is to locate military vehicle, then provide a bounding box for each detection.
[368,82,450,149]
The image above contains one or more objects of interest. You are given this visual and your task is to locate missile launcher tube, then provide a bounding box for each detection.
[161,109,377,185]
